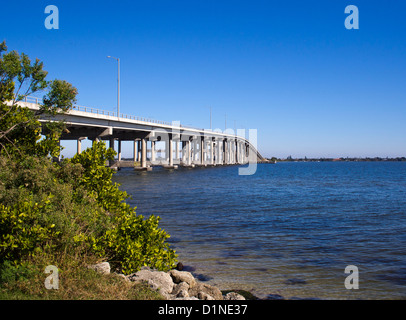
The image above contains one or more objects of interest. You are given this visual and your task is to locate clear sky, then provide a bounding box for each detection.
[2,0,406,158]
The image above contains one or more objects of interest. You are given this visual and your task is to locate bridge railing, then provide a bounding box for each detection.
[23,96,172,126]
[72,104,173,126]
[22,96,247,140]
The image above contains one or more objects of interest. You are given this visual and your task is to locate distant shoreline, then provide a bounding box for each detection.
[264,157,406,163]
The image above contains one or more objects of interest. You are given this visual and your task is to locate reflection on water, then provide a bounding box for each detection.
[113,162,406,299]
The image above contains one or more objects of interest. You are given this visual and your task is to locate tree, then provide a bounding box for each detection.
[0,41,177,274]
[0,40,77,158]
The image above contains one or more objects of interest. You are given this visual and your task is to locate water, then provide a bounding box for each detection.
[113,162,406,299]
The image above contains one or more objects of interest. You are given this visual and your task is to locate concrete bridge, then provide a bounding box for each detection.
[17,97,265,172]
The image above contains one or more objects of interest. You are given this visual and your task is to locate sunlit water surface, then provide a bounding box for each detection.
[113,162,406,299]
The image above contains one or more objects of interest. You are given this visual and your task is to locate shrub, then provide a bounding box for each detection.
[99,214,177,274]
[69,141,178,273]
[0,141,177,275]
[0,198,59,263]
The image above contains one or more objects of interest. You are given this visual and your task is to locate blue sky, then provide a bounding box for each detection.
[2,0,406,158]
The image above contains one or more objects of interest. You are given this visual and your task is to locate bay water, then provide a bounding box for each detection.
[113,162,406,299]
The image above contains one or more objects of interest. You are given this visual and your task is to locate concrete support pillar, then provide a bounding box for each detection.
[151,140,156,162]
[187,140,192,165]
[217,140,222,165]
[241,142,245,164]
[210,139,214,165]
[181,141,186,163]
[232,140,234,164]
[191,139,196,163]
[241,142,244,164]
[223,140,227,165]
[234,139,240,164]
[240,142,243,164]
[77,137,85,155]
[229,140,232,164]
[238,141,241,163]
[77,139,81,155]
[133,140,137,162]
[165,140,169,162]
[200,137,204,165]
[118,139,122,161]
[228,140,232,164]
[169,138,173,166]
[175,141,179,162]
[110,138,115,152]
[195,139,199,163]
[141,138,147,167]
[235,140,238,164]
[230,140,234,164]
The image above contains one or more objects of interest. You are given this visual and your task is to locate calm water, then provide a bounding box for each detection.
[113,162,406,300]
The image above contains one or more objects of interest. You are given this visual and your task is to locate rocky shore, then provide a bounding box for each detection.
[89,262,247,300]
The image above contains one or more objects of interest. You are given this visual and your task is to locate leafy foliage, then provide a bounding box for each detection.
[69,141,178,273]
[0,40,77,158]
[0,198,59,263]
[0,41,177,286]
[101,214,177,273]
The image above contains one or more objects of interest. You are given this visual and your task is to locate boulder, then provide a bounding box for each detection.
[198,292,215,300]
[172,282,190,298]
[174,297,199,300]
[169,269,197,289]
[88,262,110,275]
[189,282,223,300]
[128,269,174,298]
[224,292,246,300]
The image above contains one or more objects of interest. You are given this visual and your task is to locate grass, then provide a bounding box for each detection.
[0,254,164,300]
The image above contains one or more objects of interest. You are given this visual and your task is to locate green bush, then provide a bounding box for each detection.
[0,141,177,274]
[69,141,178,273]
[0,198,58,263]
[1,42,176,298]
[99,214,177,274]
[0,260,37,286]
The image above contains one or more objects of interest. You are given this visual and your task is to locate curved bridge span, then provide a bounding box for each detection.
[18,97,265,172]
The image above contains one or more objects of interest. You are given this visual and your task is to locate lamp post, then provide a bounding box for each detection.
[209,106,212,130]
[204,106,212,130]
[107,56,120,119]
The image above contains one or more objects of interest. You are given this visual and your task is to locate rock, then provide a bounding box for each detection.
[123,265,243,301]
[128,269,174,298]
[224,292,246,300]
[174,297,199,300]
[176,262,184,271]
[172,282,190,298]
[88,262,110,275]
[198,292,215,300]
[177,289,189,298]
[189,282,223,300]
[169,269,197,289]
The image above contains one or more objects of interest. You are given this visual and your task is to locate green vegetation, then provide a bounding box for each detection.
[0,41,177,299]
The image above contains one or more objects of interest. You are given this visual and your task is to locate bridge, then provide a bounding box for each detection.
[16,97,265,172]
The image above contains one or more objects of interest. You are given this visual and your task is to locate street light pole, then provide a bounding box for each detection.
[210,106,212,130]
[107,56,120,120]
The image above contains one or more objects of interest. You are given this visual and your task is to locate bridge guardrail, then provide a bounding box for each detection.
[24,96,173,126]
[23,96,247,139]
